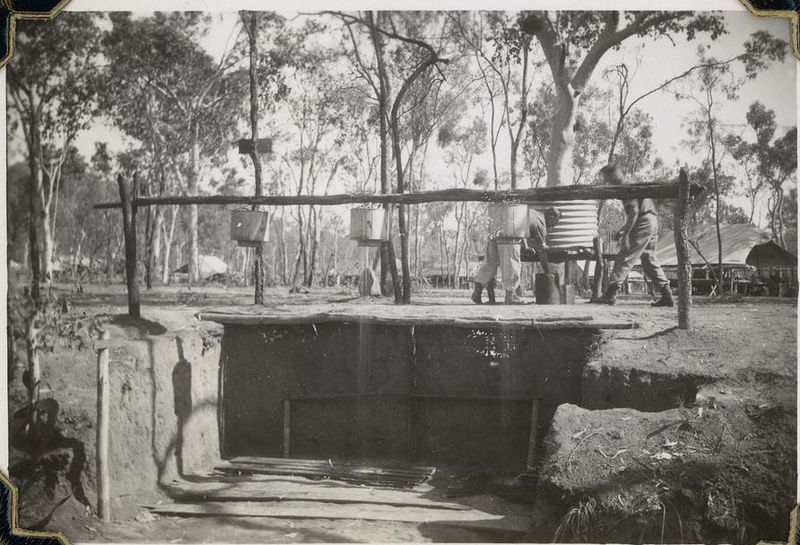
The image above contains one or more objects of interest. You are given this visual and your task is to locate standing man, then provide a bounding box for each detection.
[472,207,561,304]
[594,163,674,307]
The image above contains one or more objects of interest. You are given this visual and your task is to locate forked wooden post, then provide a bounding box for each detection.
[117,173,140,318]
[96,330,111,522]
[674,168,692,330]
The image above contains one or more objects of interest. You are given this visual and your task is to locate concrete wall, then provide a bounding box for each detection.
[108,331,220,496]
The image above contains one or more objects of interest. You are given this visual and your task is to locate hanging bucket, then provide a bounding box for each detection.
[488,204,529,244]
[529,200,598,249]
[350,207,388,247]
[231,209,270,247]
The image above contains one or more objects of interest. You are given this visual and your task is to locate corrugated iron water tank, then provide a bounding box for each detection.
[529,200,599,249]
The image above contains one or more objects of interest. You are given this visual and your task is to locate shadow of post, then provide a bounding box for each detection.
[173,338,193,478]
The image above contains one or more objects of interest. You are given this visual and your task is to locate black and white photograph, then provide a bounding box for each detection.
[3,2,798,543]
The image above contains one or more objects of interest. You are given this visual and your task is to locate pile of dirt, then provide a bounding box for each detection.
[528,396,795,544]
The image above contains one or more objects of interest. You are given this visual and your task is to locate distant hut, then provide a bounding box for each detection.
[654,224,797,295]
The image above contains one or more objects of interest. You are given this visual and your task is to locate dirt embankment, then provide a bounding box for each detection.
[6,286,797,543]
[529,300,797,544]
[8,304,223,539]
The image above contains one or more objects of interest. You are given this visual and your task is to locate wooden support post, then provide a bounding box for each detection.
[282,399,291,458]
[675,168,692,330]
[526,398,541,472]
[247,12,267,305]
[96,330,111,522]
[592,237,604,301]
[117,174,140,318]
[563,260,572,285]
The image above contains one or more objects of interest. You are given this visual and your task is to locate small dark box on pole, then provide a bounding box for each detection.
[238,138,272,155]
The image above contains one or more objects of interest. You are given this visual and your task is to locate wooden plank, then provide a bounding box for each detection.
[218,461,430,481]
[197,311,637,330]
[148,501,531,533]
[94,181,704,210]
[228,456,434,477]
[167,482,469,510]
[216,462,432,487]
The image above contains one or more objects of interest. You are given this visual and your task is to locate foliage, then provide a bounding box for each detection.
[8,14,102,144]
[5,10,794,295]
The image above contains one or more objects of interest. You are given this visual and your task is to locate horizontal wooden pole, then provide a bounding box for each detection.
[93,181,704,210]
[197,311,638,330]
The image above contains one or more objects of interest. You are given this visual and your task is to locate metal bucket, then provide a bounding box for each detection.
[350,207,388,247]
[231,209,270,247]
[529,200,598,249]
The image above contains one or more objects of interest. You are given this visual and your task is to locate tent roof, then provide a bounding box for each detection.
[655,224,795,267]
[174,255,229,278]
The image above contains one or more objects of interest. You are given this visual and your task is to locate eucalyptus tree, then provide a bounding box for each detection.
[272,22,360,289]
[7,12,102,290]
[450,12,542,189]
[517,11,728,186]
[101,12,246,284]
[332,11,450,302]
[440,116,488,283]
[727,102,797,245]
[6,13,103,419]
[675,34,788,282]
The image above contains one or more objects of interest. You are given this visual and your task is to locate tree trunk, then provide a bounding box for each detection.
[777,190,786,248]
[162,205,178,285]
[334,228,339,287]
[247,12,267,303]
[707,110,723,289]
[279,211,288,284]
[72,229,86,281]
[546,88,580,187]
[306,206,320,287]
[187,121,201,284]
[291,207,305,289]
[40,205,54,285]
[144,186,154,291]
[369,11,400,299]
[152,208,163,285]
[508,45,529,189]
[510,140,520,190]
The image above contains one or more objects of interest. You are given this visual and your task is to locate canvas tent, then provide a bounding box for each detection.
[174,255,229,279]
[655,223,796,276]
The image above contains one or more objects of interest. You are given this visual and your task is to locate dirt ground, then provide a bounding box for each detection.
[6,283,797,543]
